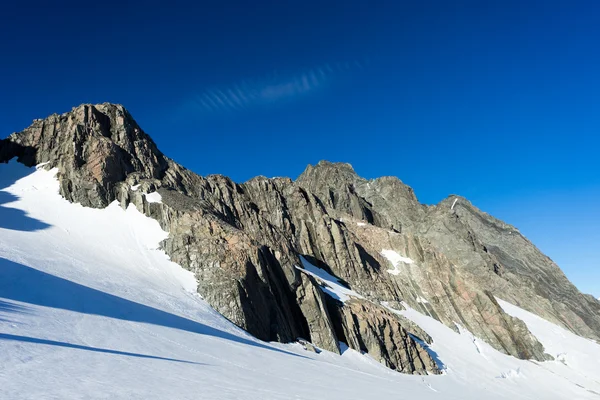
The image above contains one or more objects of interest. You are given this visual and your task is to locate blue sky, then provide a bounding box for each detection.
[1,1,599,297]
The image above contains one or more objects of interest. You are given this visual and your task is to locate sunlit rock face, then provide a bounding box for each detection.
[3,103,599,373]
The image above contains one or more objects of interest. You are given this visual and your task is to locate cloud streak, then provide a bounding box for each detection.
[191,61,363,114]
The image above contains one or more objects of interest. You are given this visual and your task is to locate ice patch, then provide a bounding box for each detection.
[381,249,415,275]
[357,222,367,227]
[144,191,162,203]
[450,198,458,210]
[131,184,141,191]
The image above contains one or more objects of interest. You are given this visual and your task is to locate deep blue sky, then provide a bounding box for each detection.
[1,1,599,297]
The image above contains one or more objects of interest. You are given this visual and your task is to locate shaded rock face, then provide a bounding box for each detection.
[295,272,340,354]
[329,299,440,374]
[3,104,599,373]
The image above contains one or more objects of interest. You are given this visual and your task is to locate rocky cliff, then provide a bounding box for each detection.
[2,103,599,374]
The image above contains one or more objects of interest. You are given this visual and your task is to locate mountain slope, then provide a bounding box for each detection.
[1,162,600,399]
[1,103,599,377]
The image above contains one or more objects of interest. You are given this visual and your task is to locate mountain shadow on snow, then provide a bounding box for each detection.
[0,333,205,364]
[0,190,50,232]
[0,146,50,232]
[0,258,303,359]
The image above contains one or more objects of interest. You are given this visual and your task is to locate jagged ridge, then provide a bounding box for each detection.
[2,103,599,373]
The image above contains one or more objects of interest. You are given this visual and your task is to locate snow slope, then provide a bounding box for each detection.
[1,161,599,399]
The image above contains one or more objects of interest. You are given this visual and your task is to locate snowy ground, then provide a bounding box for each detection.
[1,161,599,399]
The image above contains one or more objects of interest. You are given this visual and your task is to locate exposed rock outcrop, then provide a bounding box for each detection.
[3,103,599,374]
[294,272,340,354]
[4,104,168,208]
[329,299,441,374]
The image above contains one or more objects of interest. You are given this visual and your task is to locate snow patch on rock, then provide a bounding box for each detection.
[144,191,162,203]
[296,256,363,302]
[381,249,415,275]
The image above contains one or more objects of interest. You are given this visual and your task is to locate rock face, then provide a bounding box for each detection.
[3,103,599,373]
[330,299,439,374]
[2,104,167,208]
[295,272,340,354]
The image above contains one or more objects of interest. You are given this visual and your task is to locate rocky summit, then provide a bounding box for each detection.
[2,103,599,375]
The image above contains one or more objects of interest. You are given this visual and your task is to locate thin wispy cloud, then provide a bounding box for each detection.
[190,61,364,115]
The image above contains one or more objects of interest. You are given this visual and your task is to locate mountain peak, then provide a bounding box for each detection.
[3,103,599,373]
[69,102,125,112]
[1,103,167,208]
[296,160,359,188]
[316,159,356,171]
